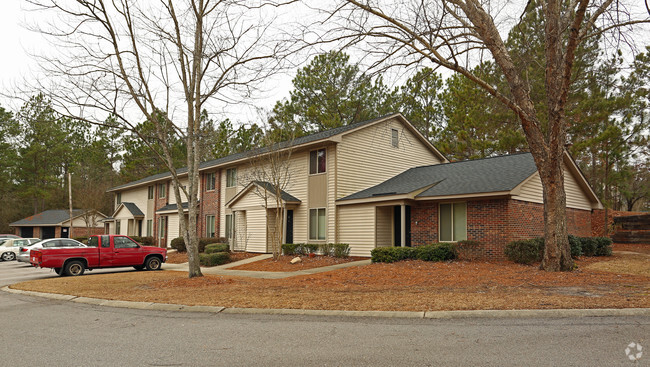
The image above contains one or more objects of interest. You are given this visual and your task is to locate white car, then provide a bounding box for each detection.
[0,238,40,261]
[16,238,87,263]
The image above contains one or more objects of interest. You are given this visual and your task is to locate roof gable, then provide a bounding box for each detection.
[226,181,301,208]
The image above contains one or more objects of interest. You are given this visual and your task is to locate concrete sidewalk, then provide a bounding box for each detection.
[162,255,372,279]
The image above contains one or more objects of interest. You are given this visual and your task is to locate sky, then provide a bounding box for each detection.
[1,1,648,127]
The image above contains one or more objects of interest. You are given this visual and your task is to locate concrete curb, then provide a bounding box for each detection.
[3,286,650,319]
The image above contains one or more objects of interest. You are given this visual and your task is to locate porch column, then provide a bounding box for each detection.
[282,207,287,245]
[400,204,406,247]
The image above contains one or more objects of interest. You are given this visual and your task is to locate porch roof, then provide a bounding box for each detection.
[226,181,301,208]
[338,153,538,202]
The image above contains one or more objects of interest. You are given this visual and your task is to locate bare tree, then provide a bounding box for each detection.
[242,136,295,260]
[26,0,295,277]
[321,0,650,271]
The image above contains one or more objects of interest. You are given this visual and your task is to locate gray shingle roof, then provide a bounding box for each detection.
[121,202,145,217]
[109,113,409,192]
[251,181,301,203]
[10,209,85,226]
[156,202,189,213]
[339,153,538,201]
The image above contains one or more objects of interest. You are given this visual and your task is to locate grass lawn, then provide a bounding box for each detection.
[11,252,650,312]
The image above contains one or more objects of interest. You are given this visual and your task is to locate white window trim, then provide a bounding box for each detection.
[206,215,216,237]
[158,183,166,199]
[206,172,216,191]
[308,208,327,241]
[438,202,467,242]
[391,129,399,148]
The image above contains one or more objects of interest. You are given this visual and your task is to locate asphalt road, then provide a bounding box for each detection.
[1,260,648,366]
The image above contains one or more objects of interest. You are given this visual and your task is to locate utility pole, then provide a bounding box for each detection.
[68,172,74,239]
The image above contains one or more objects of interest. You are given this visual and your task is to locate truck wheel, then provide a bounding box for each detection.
[145,257,162,271]
[64,260,85,276]
[1,252,15,261]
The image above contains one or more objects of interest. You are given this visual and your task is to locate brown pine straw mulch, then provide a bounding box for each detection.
[613,243,650,255]
[12,252,650,312]
[228,255,367,272]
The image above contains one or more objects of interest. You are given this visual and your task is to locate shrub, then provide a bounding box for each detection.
[282,244,302,256]
[568,235,583,257]
[170,237,186,252]
[199,252,230,266]
[417,243,457,262]
[204,243,229,254]
[504,239,543,265]
[371,247,416,263]
[170,237,225,253]
[579,237,598,257]
[319,243,334,256]
[130,236,155,247]
[303,244,320,254]
[333,244,351,258]
[593,237,613,256]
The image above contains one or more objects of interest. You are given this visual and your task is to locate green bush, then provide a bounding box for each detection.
[199,252,230,266]
[282,243,302,256]
[593,237,613,256]
[579,237,598,257]
[170,237,225,253]
[303,244,320,254]
[170,237,186,252]
[504,239,543,265]
[320,243,334,256]
[333,244,351,258]
[457,240,481,247]
[568,235,583,257]
[204,243,229,254]
[417,243,457,262]
[130,236,155,247]
[371,247,416,263]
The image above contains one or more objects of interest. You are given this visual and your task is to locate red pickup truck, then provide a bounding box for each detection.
[30,234,167,276]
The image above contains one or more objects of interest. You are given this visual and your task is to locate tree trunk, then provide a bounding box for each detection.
[539,160,574,271]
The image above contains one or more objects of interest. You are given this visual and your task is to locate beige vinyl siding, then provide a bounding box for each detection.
[375,206,393,247]
[338,204,376,257]
[244,208,267,253]
[166,214,179,247]
[167,178,189,205]
[337,118,443,199]
[512,166,594,210]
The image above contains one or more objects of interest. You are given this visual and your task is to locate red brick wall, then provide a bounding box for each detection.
[198,170,221,238]
[591,209,646,237]
[410,198,593,261]
[70,226,104,238]
[411,202,438,246]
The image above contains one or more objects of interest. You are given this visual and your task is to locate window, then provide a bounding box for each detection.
[158,183,166,198]
[206,215,215,237]
[158,217,166,239]
[146,219,153,237]
[116,193,122,205]
[391,129,399,148]
[205,172,216,191]
[225,214,234,238]
[309,208,326,240]
[148,186,154,200]
[116,220,121,234]
[226,168,237,188]
[60,239,82,247]
[114,236,139,249]
[439,202,467,242]
[309,149,326,174]
[88,236,99,247]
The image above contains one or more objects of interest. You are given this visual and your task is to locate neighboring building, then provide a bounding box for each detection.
[10,209,107,239]
[106,113,603,259]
